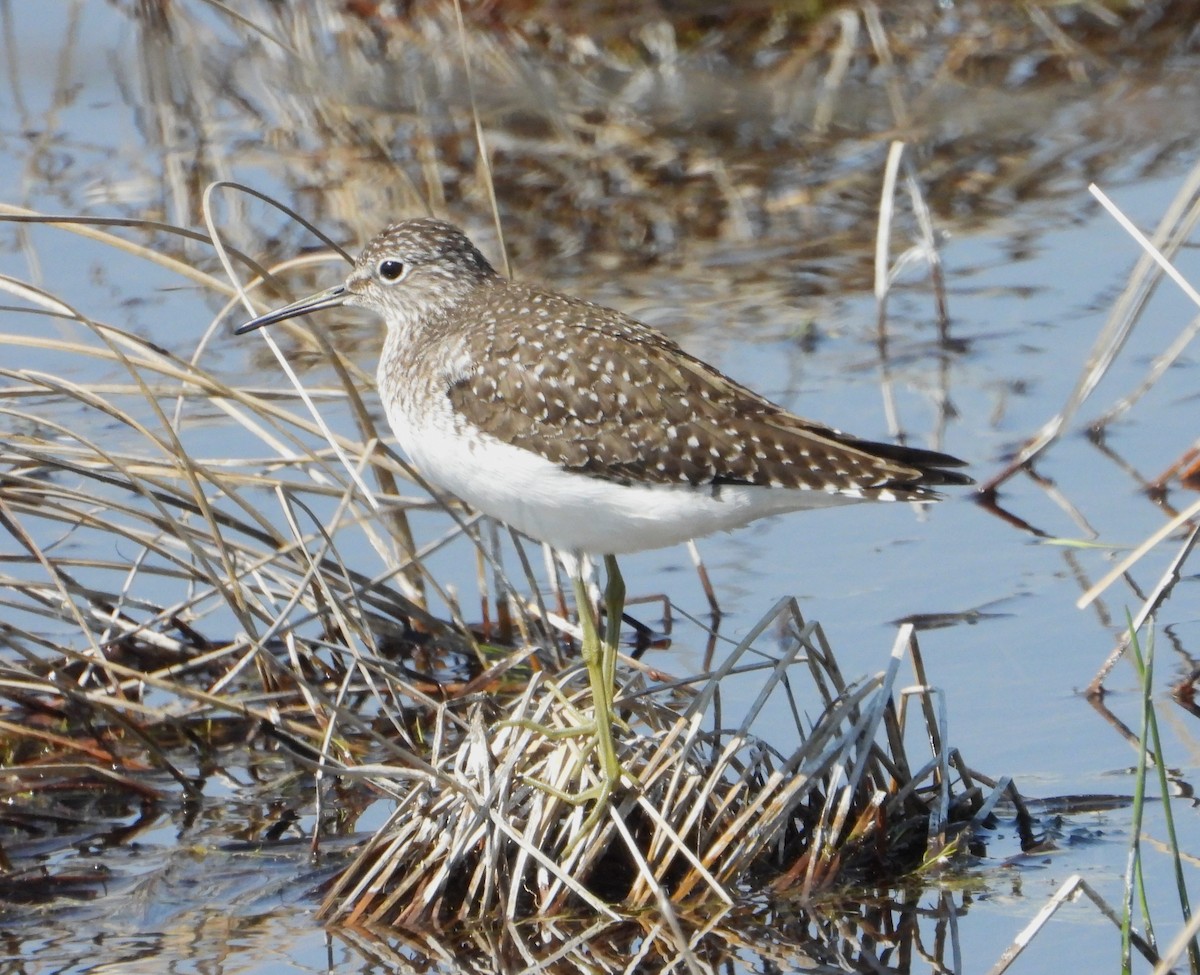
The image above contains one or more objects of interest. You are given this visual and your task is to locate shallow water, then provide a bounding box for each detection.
[2,1,1200,972]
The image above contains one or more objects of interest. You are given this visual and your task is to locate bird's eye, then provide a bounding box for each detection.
[378,259,406,282]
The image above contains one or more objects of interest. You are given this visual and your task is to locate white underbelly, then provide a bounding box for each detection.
[390,406,861,556]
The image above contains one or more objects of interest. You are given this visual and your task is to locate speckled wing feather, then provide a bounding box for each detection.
[447,286,970,498]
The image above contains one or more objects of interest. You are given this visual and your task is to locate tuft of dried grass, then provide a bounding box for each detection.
[320,602,1002,927]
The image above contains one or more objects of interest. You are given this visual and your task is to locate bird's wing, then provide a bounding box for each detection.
[446,294,969,497]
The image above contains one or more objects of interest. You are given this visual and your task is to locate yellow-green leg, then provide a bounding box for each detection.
[500,556,628,840]
[573,556,625,797]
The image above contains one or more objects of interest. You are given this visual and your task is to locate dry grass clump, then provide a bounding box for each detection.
[320,604,1003,928]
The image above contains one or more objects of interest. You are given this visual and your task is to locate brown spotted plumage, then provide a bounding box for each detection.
[444,284,966,495]
[239,218,970,557]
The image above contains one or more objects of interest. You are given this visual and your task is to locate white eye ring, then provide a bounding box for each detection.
[378,259,407,283]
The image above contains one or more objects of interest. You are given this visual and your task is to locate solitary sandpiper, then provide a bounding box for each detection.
[237,217,971,807]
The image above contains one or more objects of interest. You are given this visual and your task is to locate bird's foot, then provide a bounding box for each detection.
[500,705,629,850]
[519,751,623,852]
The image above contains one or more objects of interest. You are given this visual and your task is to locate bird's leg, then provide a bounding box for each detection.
[575,562,621,797]
[601,554,624,691]
[522,561,623,842]
[497,559,627,841]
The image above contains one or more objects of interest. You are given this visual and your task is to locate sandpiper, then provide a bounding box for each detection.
[237,217,971,807]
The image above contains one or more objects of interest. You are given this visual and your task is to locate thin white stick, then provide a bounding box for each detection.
[1076,495,1200,609]
[1089,183,1200,311]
